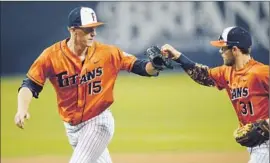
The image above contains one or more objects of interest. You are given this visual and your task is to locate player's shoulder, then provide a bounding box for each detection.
[249,60,269,79]
[211,64,232,73]
[95,41,121,52]
[252,60,269,71]
[94,41,131,59]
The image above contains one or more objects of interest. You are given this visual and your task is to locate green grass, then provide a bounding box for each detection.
[1,73,242,157]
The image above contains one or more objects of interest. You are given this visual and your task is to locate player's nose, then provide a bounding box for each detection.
[219,48,223,54]
[90,32,96,38]
[90,29,96,37]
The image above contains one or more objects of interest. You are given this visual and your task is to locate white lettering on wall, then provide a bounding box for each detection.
[95,2,269,54]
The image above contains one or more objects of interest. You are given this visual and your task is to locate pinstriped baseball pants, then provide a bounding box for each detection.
[64,109,115,163]
[248,140,269,163]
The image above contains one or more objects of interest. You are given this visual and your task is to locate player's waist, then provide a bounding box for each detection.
[60,104,112,125]
[63,109,113,127]
[239,116,269,125]
[247,140,269,150]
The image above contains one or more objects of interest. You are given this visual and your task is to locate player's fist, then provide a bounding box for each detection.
[160,44,182,60]
[14,111,30,129]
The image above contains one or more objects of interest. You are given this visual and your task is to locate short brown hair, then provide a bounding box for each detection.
[239,47,251,55]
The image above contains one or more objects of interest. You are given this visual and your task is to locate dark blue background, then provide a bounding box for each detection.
[1,2,269,76]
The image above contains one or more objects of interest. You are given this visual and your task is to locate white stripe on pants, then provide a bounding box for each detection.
[248,140,269,163]
[64,109,115,163]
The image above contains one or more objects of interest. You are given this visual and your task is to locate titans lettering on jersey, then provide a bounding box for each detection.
[230,87,249,100]
[56,67,103,88]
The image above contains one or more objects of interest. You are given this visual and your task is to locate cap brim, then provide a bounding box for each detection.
[80,22,104,28]
[210,40,227,48]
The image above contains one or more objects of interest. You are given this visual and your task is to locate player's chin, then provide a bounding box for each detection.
[86,40,94,46]
[224,60,234,66]
[85,42,93,47]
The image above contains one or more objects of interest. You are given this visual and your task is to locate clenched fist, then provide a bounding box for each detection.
[14,111,30,129]
[160,44,182,60]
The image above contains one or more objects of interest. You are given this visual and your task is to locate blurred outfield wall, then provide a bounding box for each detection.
[1,1,269,76]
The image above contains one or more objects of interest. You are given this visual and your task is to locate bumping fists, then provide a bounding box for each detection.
[160,44,182,60]
[144,44,184,71]
[145,46,174,70]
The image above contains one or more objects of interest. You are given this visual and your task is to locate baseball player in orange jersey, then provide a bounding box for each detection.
[160,26,269,163]
[14,7,165,163]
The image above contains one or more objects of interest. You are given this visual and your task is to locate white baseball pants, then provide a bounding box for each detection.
[64,109,115,163]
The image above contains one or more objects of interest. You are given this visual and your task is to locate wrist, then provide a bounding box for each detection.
[174,53,196,69]
[17,106,28,112]
[146,62,160,75]
[17,109,26,114]
[172,51,182,60]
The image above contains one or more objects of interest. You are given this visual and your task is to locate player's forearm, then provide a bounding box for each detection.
[131,59,159,76]
[17,87,33,113]
[145,62,159,76]
[174,53,215,87]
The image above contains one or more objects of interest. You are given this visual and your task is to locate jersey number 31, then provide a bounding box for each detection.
[240,101,254,116]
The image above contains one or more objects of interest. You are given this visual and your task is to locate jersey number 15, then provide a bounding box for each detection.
[88,81,102,95]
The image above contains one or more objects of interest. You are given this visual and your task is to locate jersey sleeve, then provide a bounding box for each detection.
[18,77,43,98]
[257,65,269,93]
[113,48,137,72]
[26,49,51,86]
[120,51,137,71]
[208,66,227,90]
[174,53,215,87]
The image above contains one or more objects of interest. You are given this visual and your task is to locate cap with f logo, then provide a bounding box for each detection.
[68,7,104,28]
[210,26,252,49]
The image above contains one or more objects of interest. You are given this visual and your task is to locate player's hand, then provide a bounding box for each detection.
[14,111,30,129]
[160,44,182,60]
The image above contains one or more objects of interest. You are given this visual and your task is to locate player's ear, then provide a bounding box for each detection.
[67,27,77,37]
[231,46,239,56]
[67,27,76,32]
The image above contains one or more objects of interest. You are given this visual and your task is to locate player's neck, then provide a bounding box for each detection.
[234,54,251,70]
[67,39,88,57]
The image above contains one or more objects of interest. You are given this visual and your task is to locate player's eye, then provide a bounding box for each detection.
[220,47,230,54]
[82,28,95,33]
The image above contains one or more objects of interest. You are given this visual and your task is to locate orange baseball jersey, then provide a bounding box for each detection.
[208,59,269,125]
[27,39,136,125]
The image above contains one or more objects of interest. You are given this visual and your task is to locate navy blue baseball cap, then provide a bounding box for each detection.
[210,26,252,49]
[68,7,104,28]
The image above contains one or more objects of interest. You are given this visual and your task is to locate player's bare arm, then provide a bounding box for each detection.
[15,77,43,129]
[161,44,215,86]
[145,62,160,75]
[15,87,32,129]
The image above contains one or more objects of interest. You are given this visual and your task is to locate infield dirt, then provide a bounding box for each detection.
[2,151,249,163]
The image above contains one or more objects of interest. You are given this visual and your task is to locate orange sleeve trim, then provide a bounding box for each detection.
[26,73,44,87]
[128,57,137,72]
